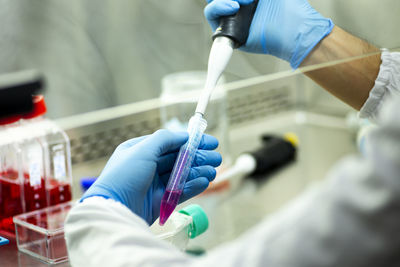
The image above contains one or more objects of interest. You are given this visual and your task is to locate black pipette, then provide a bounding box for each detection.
[212,0,259,48]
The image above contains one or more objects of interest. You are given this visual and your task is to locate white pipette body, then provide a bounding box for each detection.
[195,37,235,115]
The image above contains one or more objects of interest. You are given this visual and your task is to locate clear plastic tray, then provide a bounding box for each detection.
[13,201,73,264]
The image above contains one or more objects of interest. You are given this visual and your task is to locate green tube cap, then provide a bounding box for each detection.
[179,204,209,239]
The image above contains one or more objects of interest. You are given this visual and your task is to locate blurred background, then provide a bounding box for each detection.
[0,0,399,118]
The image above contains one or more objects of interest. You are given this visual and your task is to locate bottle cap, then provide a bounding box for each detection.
[0,115,20,125]
[179,204,208,239]
[23,95,47,119]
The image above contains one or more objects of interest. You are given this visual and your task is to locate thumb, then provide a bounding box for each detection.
[135,130,188,157]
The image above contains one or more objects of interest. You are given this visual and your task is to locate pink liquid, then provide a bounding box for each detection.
[159,190,182,225]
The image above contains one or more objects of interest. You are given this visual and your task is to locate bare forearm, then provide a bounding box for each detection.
[301,26,381,110]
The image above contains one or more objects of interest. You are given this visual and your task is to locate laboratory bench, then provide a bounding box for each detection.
[0,110,356,265]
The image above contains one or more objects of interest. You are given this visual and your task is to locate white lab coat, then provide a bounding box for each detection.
[65,51,400,267]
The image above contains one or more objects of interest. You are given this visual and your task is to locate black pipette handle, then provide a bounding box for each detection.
[250,135,296,177]
[212,0,259,48]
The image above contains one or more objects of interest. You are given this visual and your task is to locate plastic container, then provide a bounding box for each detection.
[151,204,209,251]
[13,203,207,263]
[19,125,47,213]
[0,115,24,236]
[13,201,73,264]
[22,96,73,207]
[1,95,73,237]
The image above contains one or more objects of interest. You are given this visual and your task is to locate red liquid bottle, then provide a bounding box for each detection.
[19,124,48,214]
[22,96,72,207]
[0,115,24,236]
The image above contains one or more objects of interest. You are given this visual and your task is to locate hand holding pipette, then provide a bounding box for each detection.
[159,0,259,225]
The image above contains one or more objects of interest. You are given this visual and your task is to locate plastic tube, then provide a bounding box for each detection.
[159,113,207,225]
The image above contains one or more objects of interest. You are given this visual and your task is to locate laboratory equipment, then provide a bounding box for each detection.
[0,116,23,236]
[196,0,259,115]
[159,1,258,225]
[0,70,43,118]
[22,96,73,206]
[0,95,73,237]
[151,204,208,251]
[19,120,47,214]
[159,114,207,225]
[0,236,9,246]
[0,71,44,236]
[215,134,298,184]
[160,71,231,170]
[13,201,73,264]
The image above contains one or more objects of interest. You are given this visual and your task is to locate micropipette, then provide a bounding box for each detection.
[159,0,259,226]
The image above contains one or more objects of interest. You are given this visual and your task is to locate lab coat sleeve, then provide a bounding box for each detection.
[65,197,194,267]
[359,50,400,120]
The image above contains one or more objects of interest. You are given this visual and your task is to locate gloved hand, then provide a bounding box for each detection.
[204,0,334,69]
[82,130,222,225]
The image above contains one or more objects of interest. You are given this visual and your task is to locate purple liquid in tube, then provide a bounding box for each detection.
[159,190,182,225]
[159,113,207,225]
[159,149,190,225]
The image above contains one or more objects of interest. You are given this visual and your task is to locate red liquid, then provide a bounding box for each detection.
[0,170,23,235]
[46,180,72,206]
[23,173,47,212]
[159,190,182,226]
[0,169,72,235]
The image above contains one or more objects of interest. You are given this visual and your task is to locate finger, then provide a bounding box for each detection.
[179,177,210,203]
[116,135,148,151]
[187,166,217,182]
[157,136,220,174]
[193,150,222,167]
[159,172,172,186]
[157,152,178,175]
[235,0,254,4]
[206,0,254,5]
[159,165,216,186]
[134,129,188,157]
[158,150,221,179]
[198,134,219,150]
[204,0,240,21]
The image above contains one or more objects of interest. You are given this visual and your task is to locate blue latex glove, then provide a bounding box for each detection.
[82,130,222,225]
[204,0,334,69]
